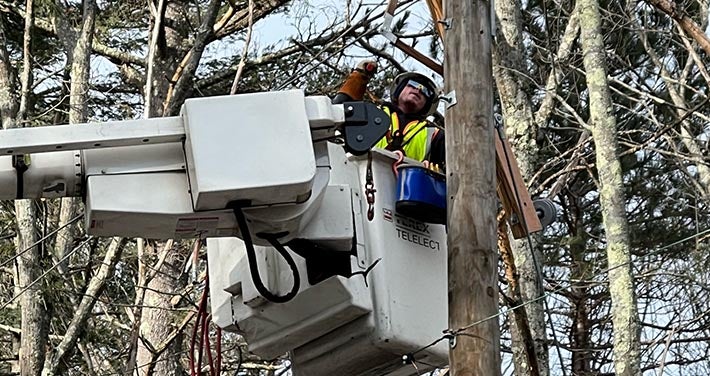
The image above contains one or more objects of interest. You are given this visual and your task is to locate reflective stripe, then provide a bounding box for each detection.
[375,107,398,149]
[376,106,432,161]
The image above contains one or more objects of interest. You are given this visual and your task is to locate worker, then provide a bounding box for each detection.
[333,63,445,170]
[374,72,445,170]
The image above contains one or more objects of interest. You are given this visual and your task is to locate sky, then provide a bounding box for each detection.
[206,0,441,75]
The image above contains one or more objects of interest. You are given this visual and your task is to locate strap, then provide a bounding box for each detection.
[13,155,29,199]
[382,106,400,144]
[400,120,429,148]
[382,107,431,157]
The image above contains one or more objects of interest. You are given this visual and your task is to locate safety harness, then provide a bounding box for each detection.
[377,106,439,162]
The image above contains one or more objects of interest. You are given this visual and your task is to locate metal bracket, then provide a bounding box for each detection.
[381,30,397,43]
[440,91,457,109]
[12,154,30,199]
[437,18,452,30]
[509,212,520,226]
[494,113,504,126]
[341,102,390,155]
[382,12,394,31]
[380,13,398,43]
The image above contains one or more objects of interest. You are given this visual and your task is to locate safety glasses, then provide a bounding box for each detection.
[406,80,433,99]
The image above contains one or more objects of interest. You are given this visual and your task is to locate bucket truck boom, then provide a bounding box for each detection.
[0,90,452,375]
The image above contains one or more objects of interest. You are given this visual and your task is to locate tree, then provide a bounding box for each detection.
[3,0,710,375]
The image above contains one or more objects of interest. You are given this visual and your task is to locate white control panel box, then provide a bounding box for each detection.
[182,91,317,211]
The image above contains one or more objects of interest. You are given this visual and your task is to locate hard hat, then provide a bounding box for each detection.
[389,72,439,116]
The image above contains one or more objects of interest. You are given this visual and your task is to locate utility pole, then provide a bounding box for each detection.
[443,0,501,375]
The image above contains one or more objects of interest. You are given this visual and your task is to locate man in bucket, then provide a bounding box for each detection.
[333,62,445,169]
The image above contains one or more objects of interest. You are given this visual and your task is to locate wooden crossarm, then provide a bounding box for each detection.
[495,135,542,238]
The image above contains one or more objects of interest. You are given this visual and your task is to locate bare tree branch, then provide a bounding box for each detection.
[42,238,126,376]
[644,0,710,56]
[230,0,254,95]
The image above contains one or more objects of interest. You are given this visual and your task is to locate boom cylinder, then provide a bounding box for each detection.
[0,151,81,199]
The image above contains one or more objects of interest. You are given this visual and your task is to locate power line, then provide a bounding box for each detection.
[405,225,710,364]
[0,213,84,269]
[1,236,93,310]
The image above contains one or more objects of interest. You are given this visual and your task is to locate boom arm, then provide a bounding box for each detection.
[0,89,553,375]
[0,90,388,240]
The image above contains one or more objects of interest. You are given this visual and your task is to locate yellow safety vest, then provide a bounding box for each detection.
[375,106,437,162]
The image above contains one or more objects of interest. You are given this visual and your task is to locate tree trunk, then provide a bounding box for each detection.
[135,243,186,376]
[162,0,222,116]
[578,0,641,375]
[0,0,18,321]
[533,7,579,130]
[568,195,592,376]
[492,0,548,373]
[0,20,18,129]
[145,1,188,118]
[133,4,192,375]
[15,201,49,376]
[42,238,124,376]
[14,1,50,374]
[630,7,710,199]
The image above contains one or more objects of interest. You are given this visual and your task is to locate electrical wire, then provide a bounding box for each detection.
[0,236,93,310]
[404,225,710,364]
[234,344,243,375]
[204,313,215,376]
[0,213,84,269]
[409,360,422,376]
[190,271,210,376]
[216,327,222,376]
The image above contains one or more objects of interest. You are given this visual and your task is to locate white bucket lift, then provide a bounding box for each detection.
[0,89,450,375]
[208,146,449,376]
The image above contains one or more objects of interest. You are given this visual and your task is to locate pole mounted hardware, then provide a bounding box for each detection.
[445,331,457,349]
[381,0,444,75]
[437,18,453,30]
[440,91,458,109]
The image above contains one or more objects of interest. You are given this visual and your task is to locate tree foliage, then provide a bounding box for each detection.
[0,0,709,375]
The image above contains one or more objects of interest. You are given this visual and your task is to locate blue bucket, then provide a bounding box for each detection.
[395,165,446,224]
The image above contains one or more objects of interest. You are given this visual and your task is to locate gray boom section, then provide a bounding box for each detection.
[0,117,185,156]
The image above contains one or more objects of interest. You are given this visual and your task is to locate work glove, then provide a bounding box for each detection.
[335,60,378,102]
[354,60,378,78]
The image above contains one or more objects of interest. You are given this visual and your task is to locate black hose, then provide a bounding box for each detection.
[230,204,300,304]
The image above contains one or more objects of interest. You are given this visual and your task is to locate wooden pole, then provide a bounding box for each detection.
[443,0,501,375]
